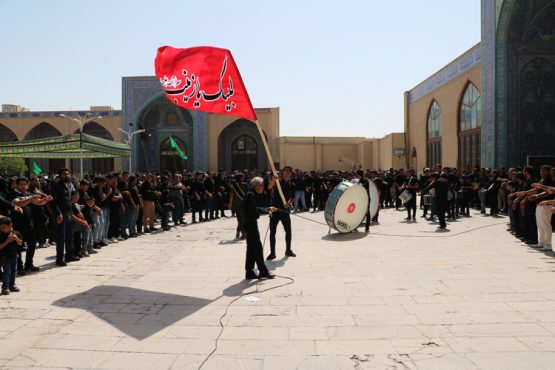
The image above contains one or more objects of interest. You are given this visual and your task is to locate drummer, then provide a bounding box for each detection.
[356,170,370,232]
[401,170,419,221]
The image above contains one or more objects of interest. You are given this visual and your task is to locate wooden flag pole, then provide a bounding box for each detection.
[254,120,286,206]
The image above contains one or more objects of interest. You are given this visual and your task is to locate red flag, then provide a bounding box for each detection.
[154,46,257,121]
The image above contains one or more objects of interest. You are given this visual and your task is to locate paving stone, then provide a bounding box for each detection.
[0,209,553,369]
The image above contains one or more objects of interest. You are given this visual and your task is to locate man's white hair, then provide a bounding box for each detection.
[250,176,264,188]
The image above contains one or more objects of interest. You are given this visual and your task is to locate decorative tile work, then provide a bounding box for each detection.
[191,110,208,171]
[409,45,482,103]
[481,0,497,168]
[122,76,208,172]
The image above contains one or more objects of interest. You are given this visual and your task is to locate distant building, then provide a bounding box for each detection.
[0,77,401,175]
[2,104,29,113]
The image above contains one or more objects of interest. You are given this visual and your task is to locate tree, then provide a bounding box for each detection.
[0,158,27,175]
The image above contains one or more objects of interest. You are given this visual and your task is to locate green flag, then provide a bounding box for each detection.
[32,161,42,176]
[169,135,188,160]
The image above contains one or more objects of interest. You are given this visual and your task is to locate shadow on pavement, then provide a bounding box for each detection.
[53,285,212,340]
[321,231,368,241]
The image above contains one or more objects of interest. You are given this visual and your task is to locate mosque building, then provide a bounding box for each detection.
[3,0,552,175]
[405,0,555,171]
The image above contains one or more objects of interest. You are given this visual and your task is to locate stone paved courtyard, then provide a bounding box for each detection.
[2,208,555,369]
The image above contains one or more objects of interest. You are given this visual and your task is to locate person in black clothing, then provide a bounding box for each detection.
[268,167,296,260]
[0,217,22,295]
[394,169,407,210]
[422,173,449,229]
[420,169,432,218]
[486,170,501,216]
[10,177,52,273]
[511,165,555,246]
[370,173,382,223]
[82,194,98,255]
[159,176,174,231]
[128,175,141,236]
[356,170,371,232]
[106,175,123,241]
[203,172,216,220]
[312,172,325,212]
[29,177,49,249]
[50,168,78,266]
[229,173,249,240]
[118,172,131,238]
[190,172,207,223]
[509,166,536,241]
[139,175,160,232]
[214,169,228,218]
[89,177,108,247]
[401,172,418,221]
[0,178,22,217]
[243,176,274,280]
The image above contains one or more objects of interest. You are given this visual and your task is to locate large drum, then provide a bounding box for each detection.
[368,180,379,219]
[325,181,369,233]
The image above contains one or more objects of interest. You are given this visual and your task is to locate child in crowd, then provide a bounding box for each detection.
[0,217,22,295]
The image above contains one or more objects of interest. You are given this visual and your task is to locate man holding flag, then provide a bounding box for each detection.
[155,45,291,274]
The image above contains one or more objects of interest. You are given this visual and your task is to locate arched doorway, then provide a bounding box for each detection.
[136,95,194,173]
[24,122,64,175]
[72,121,115,175]
[231,135,258,171]
[499,0,555,165]
[218,119,268,171]
[160,136,188,173]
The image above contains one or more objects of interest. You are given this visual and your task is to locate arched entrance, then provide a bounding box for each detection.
[0,123,17,142]
[72,121,115,175]
[231,135,258,171]
[218,119,268,171]
[136,95,194,173]
[497,0,555,166]
[160,136,188,173]
[24,122,64,175]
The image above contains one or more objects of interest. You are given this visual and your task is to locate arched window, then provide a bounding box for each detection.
[24,122,64,175]
[160,136,187,173]
[426,100,442,168]
[231,134,258,171]
[458,83,482,170]
[0,123,17,142]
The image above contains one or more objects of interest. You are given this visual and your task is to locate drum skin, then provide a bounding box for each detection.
[368,181,379,219]
[325,181,369,233]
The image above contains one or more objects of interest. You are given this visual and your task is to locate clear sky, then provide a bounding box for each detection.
[0,0,480,138]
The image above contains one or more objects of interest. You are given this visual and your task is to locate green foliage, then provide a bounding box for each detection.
[0,158,27,175]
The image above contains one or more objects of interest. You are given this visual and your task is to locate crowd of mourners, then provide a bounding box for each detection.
[0,163,553,295]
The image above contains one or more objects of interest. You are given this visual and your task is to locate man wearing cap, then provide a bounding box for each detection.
[243,176,274,280]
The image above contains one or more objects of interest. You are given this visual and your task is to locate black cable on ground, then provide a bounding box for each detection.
[198,222,295,369]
